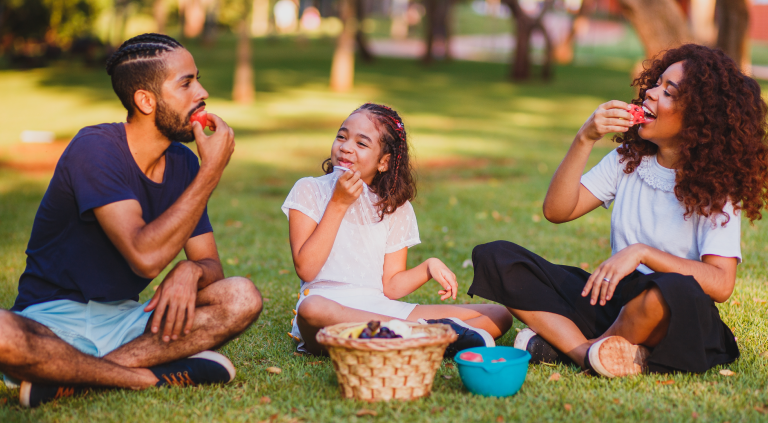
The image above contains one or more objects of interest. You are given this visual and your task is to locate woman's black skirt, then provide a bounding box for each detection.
[468,241,739,374]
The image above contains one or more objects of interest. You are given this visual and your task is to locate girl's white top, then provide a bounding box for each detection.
[282,171,421,291]
[580,149,742,274]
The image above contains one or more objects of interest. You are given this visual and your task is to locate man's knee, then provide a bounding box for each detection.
[222,277,263,325]
[0,311,26,359]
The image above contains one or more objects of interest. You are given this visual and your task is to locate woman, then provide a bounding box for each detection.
[469,44,768,377]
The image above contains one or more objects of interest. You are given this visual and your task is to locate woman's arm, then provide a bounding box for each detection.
[381,248,458,301]
[584,243,737,305]
[543,100,634,223]
[289,171,363,282]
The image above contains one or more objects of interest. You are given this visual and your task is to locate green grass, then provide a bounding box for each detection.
[2,35,768,422]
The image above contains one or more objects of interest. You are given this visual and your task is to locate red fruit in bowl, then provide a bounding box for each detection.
[459,351,484,363]
[491,358,507,363]
[190,110,209,129]
[628,104,646,124]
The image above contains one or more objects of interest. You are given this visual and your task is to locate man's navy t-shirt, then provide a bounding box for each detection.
[12,123,212,311]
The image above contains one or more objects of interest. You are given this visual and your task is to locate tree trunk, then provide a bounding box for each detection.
[330,0,356,92]
[616,0,692,59]
[423,0,453,63]
[355,0,374,63]
[250,0,270,36]
[390,0,409,39]
[183,0,207,38]
[232,19,255,104]
[504,0,554,81]
[716,0,751,72]
[689,0,717,45]
[554,0,593,64]
[154,0,168,34]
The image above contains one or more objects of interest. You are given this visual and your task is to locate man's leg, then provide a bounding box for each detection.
[0,310,156,389]
[104,277,262,368]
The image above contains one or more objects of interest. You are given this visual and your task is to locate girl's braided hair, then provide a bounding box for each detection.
[105,33,184,118]
[323,103,416,219]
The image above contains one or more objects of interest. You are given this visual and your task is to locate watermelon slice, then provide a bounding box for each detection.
[491,358,507,363]
[628,104,646,124]
[459,351,484,363]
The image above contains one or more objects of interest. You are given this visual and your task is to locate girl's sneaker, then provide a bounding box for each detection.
[514,328,573,365]
[418,317,495,358]
[584,336,650,378]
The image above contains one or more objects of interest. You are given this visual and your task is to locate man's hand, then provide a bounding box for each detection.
[426,258,458,301]
[144,260,202,342]
[192,113,235,176]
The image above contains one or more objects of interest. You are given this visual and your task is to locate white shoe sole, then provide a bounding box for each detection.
[190,350,237,383]
[513,328,537,351]
[19,381,32,408]
[588,337,649,378]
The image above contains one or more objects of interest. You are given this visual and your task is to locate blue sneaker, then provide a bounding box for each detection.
[150,351,236,387]
[419,317,495,358]
[19,382,86,408]
[514,328,573,365]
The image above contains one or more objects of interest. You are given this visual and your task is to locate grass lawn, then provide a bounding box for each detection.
[2,35,768,422]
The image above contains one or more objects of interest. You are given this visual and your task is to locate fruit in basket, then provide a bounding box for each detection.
[459,351,484,363]
[338,323,368,339]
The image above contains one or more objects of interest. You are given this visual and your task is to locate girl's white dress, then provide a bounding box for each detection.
[282,169,421,352]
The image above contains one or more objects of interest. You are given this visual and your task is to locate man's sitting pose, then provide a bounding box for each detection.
[0,33,262,408]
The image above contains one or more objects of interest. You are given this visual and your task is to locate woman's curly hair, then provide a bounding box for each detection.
[322,103,416,219]
[614,44,768,224]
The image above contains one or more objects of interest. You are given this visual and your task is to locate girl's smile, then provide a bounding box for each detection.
[331,111,390,185]
[638,61,684,146]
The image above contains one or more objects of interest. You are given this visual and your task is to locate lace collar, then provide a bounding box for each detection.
[636,155,676,192]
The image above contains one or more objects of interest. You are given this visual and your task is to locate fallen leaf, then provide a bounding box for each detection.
[548,373,561,382]
[613,399,620,404]
[259,396,271,404]
[291,407,298,413]
[445,363,454,368]
[442,375,453,379]
[492,210,502,221]
[430,407,445,414]
[1,398,6,405]
[755,405,768,414]
[754,297,767,304]
[226,257,239,265]
[245,273,252,278]
[152,285,159,291]
[730,299,741,306]
[307,361,323,365]
[760,351,768,358]
[692,412,699,418]
[496,416,504,423]
[656,380,674,385]
[356,409,377,417]
[266,367,282,374]
[579,262,589,270]
[532,214,541,223]
[564,403,572,411]
[719,369,735,376]
[279,269,290,275]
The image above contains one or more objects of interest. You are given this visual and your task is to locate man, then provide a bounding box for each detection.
[0,33,262,407]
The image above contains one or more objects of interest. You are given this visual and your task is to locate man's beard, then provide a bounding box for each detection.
[155,99,198,143]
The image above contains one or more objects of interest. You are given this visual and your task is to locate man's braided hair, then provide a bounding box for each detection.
[323,103,416,219]
[105,33,184,118]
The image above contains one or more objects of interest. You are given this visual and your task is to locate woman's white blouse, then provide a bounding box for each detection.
[581,148,742,274]
[282,173,421,290]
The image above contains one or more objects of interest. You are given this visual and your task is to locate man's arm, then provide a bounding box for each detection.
[144,232,224,342]
[94,115,234,279]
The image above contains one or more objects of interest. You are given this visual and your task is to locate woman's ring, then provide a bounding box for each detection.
[603,277,610,283]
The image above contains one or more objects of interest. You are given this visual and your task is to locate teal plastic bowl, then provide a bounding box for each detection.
[454,346,531,397]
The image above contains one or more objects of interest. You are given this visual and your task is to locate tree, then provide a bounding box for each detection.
[232,0,255,103]
[502,0,555,81]
[554,0,593,65]
[616,0,692,61]
[355,0,374,63]
[154,0,168,33]
[716,0,751,71]
[423,0,454,64]
[330,0,356,92]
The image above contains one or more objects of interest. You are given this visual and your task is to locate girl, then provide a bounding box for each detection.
[470,44,768,377]
[283,103,513,355]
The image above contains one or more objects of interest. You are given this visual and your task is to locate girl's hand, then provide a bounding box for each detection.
[426,258,458,300]
[576,100,635,143]
[330,169,364,207]
[582,244,647,306]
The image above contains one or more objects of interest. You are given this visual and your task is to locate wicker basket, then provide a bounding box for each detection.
[316,322,458,402]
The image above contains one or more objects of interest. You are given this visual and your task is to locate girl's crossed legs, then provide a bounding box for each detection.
[296,295,513,355]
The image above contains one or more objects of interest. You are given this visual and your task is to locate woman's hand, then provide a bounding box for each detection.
[426,258,458,301]
[582,244,647,306]
[329,169,364,207]
[576,100,635,143]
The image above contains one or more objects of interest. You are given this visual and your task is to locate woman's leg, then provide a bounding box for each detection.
[406,304,513,339]
[510,286,671,368]
[296,296,400,355]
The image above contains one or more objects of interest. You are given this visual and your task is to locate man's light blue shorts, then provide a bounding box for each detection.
[3,299,152,388]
